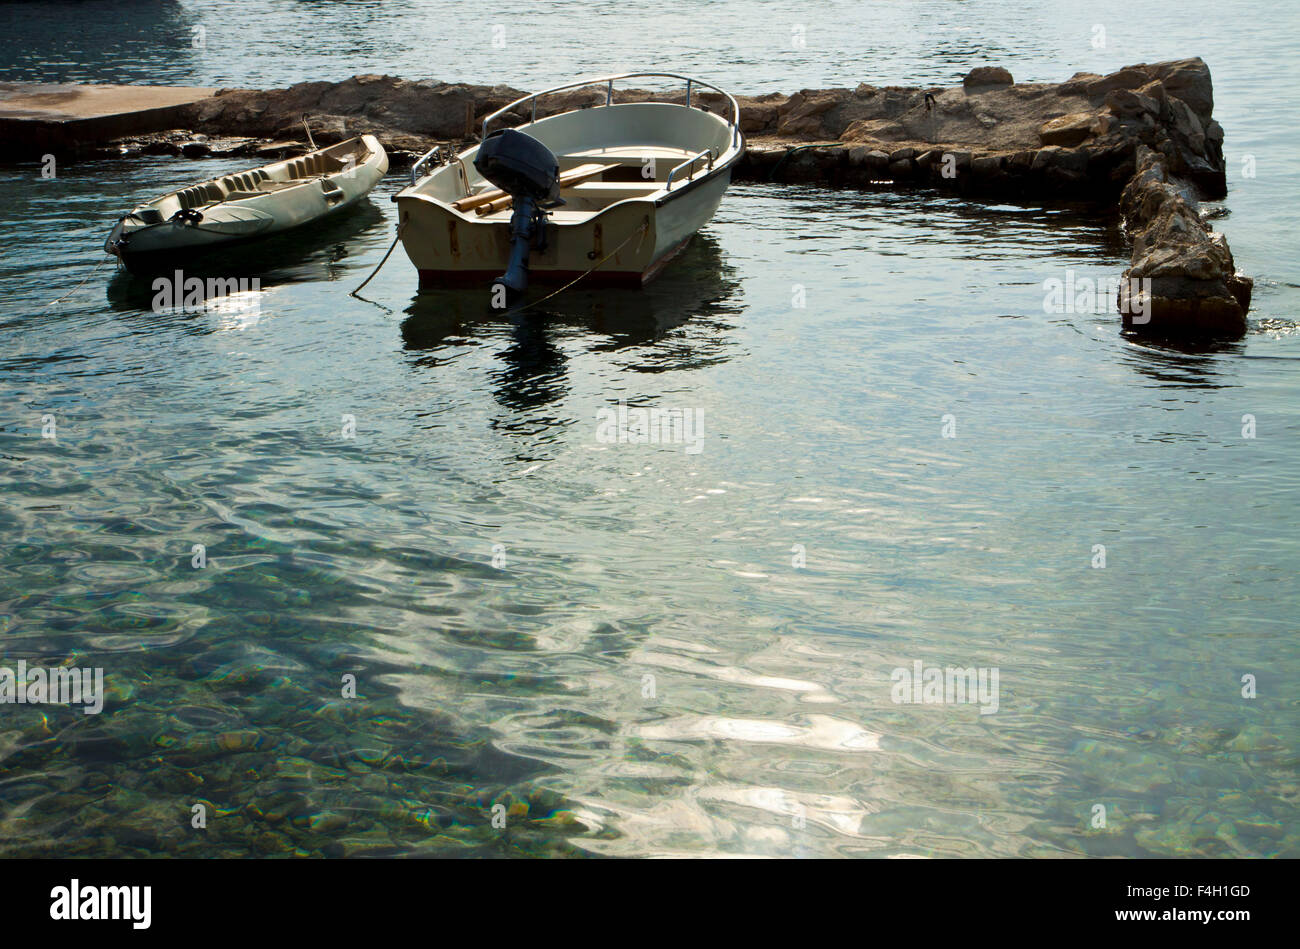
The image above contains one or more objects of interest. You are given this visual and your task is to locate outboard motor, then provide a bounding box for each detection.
[473,128,562,293]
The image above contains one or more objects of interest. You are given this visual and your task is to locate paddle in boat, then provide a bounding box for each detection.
[394,73,744,294]
[104,135,388,270]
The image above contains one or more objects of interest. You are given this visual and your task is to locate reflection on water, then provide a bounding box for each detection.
[400,233,744,419]
[1120,336,1246,390]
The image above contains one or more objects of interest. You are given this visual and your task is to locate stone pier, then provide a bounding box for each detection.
[0,82,217,157]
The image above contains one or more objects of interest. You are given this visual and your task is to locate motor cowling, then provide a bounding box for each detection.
[473,129,561,293]
[474,128,560,204]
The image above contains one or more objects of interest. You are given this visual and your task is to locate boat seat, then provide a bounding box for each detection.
[294,153,340,177]
[565,182,663,196]
[172,181,230,210]
[255,180,302,191]
[560,182,663,208]
[562,145,696,161]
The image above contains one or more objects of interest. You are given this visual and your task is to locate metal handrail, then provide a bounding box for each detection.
[410,144,443,184]
[409,73,740,184]
[665,148,715,190]
[411,153,432,184]
[480,72,741,147]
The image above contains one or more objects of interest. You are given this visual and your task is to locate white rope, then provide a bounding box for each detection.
[43,256,110,309]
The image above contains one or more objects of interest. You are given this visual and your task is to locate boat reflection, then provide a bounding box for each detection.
[399,232,744,415]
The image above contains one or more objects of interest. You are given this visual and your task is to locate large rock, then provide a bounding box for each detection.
[1085,68,1151,98]
[1105,88,1161,119]
[1118,147,1251,337]
[970,154,1005,181]
[1039,111,1097,146]
[1058,72,1102,96]
[736,95,782,133]
[1142,57,1214,122]
[963,66,1014,89]
[777,91,841,137]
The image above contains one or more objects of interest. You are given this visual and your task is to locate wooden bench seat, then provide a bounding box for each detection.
[561,145,696,161]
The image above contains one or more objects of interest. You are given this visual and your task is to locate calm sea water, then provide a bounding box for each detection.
[0,1,1296,857]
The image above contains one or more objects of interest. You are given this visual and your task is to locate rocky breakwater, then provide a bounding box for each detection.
[738,59,1227,200]
[128,62,1248,338]
[736,57,1250,338]
[1117,146,1252,337]
[166,74,529,160]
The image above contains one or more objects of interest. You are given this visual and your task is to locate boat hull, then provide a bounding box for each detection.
[400,167,732,291]
[111,199,372,274]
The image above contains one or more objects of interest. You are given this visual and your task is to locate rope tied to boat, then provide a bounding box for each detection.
[503,216,650,315]
[349,219,406,298]
[43,255,111,309]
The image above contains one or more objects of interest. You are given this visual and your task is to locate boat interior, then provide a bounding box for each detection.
[415,102,738,225]
[132,138,377,221]
[457,147,701,224]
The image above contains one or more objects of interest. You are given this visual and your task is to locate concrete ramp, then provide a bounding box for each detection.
[0,82,218,157]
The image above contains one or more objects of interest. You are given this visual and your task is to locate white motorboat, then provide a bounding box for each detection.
[104,135,388,268]
[395,73,743,292]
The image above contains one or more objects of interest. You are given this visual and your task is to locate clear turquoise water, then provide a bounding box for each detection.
[0,1,1296,856]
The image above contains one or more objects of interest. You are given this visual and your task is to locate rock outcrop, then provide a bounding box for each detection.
[182,75,530,159]
[738,57,1226,205]
[1117,146,1252,337]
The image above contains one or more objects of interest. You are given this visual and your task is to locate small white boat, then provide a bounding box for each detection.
[105,135,388,267]
[395,73,743,292]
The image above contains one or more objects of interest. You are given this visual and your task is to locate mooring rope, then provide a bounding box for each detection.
[504,216,649,315]
[43,255,111,309]
[349,220,405,297]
